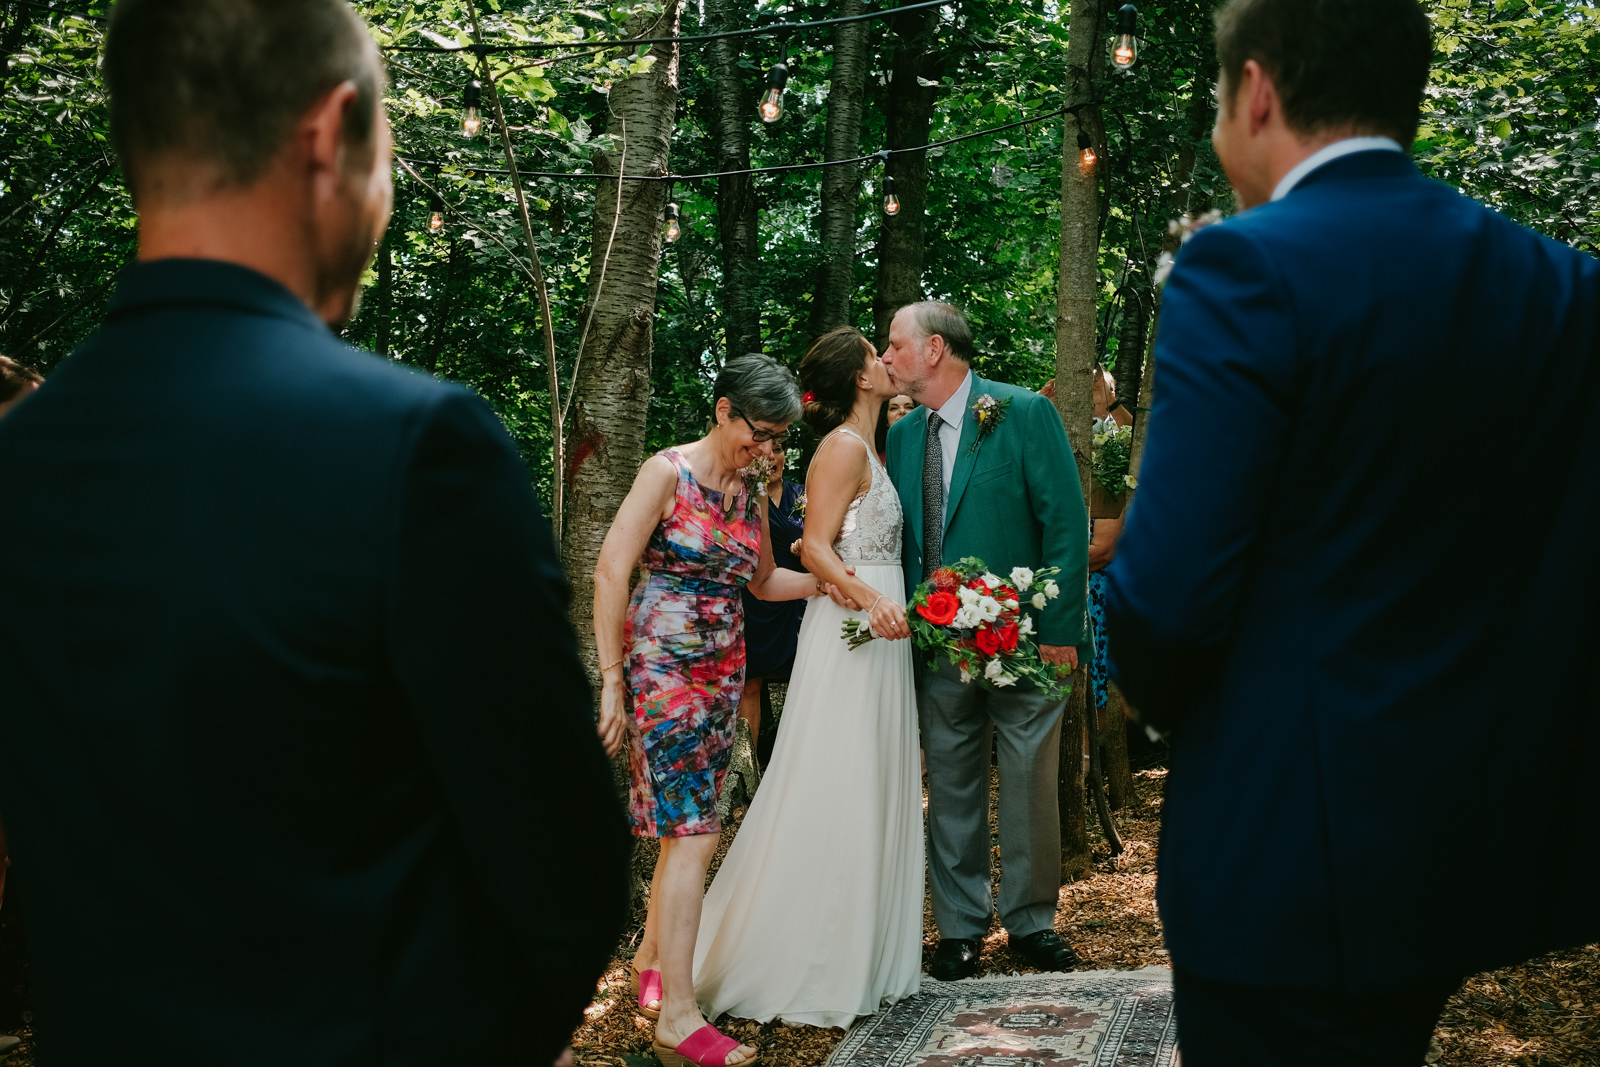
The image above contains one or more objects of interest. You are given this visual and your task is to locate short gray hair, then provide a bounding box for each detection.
[105,0,384,193]
[714,353,802,425]
[904,301,976,363]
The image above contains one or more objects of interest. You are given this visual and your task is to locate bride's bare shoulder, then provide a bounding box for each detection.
[806,428,873,497]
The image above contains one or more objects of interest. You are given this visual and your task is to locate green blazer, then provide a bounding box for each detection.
[886,372,1090,652]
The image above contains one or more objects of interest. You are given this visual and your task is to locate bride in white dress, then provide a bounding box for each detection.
[693,326,925,1029]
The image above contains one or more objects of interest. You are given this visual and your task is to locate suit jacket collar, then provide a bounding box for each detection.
[943,373,988,535]
[107,258,328,334]
[1286,148,1418,196]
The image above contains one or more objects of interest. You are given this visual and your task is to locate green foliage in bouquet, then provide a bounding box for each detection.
[1092,423,1136,499]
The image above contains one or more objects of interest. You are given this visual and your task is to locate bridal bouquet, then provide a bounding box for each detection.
[840,556,1072,698]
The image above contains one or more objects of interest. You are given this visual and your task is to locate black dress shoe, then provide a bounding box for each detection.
[929,937,981,980]
[1009,928,1079,972]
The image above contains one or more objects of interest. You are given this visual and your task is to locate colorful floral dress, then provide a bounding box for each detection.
[624,448,762,837]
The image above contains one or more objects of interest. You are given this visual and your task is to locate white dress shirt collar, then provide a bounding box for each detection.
[933,370,974,433]
[1271,136,1403,202]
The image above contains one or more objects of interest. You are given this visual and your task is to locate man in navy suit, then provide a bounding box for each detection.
[0,1,629,1063]
[1104,0,1600,1062]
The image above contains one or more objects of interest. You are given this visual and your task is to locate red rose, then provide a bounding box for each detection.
[917,591,959,626]
[997,622,1019,652]
[974,626,1002,655]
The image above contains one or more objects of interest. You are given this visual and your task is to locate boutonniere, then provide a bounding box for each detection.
[740,455,776,499]
[968,394,1010,454]
[790,491,807,520]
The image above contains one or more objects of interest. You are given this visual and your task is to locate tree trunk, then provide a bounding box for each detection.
[562,2,681,690]
[0,0,34,109]
[1103,681,1134,810]
[1053,0,1110,884]
[1115,285,1149,414]
[374,231,393,360]
[706,0,760,357]
[871,4,945,349]
[807,0,869,337]
[423,239,461,375]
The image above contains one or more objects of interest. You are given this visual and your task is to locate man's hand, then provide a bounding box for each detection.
[1088,539,1115,572]
[1040,644,1079,672]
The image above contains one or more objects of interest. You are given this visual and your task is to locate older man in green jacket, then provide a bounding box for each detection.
[883,301,1090,980]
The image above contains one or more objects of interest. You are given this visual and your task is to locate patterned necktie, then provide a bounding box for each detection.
[923,412,944,578]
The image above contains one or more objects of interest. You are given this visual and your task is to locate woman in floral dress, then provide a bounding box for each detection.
[593,354,813,1067]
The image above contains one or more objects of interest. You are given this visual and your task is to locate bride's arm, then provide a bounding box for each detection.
[797,435,911,641]
[746,492,819,602]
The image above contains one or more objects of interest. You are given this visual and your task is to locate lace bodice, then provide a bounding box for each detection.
[825,428,903,563]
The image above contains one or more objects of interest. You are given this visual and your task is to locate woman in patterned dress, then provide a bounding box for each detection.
[593,355,815,1067]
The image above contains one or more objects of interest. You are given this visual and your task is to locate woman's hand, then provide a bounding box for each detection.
[597,674,628,757]
[868,594,911,641]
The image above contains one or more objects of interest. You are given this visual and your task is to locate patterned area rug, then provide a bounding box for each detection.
[824,967,1177,1067]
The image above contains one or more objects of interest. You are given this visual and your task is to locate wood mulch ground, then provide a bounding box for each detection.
[571,767,1600,1067]
[0,770,1593,1065]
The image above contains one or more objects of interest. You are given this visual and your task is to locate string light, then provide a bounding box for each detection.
[663,201,682,243]
[882,175,901,216]
[428,189,445,231]
[1111,4,1139,70]
[759,50,790,123]
[462,79,483,137]
[1077,129,1097,168]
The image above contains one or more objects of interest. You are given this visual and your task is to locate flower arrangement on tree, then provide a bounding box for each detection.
[1092,422,1137,498]
[841,556,1070,698]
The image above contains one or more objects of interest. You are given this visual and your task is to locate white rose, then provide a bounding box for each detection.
[959,665,974,684]
[982,572,1001,589]
[957,585,982,605]
[1005,599,1019,610]
[984,658,1005,680]
[1044,580,1060,600]
[1018,615,1034,636]
[1010,567,1034,589]
[1032,592,1048,610]
[991,673,1018,688]
[954,605,982,630]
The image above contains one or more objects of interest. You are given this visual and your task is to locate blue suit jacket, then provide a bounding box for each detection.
[0,261,630,1064]
[1105,151,1600,993]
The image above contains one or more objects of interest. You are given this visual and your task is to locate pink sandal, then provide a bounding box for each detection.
[630,962,663,1021]
[653,1024,759,1067]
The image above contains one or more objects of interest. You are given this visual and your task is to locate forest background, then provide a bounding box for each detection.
[1,0,1597,861]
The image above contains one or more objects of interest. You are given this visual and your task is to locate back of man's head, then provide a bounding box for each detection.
[104,0,382,201]
[1214,0,1432,145]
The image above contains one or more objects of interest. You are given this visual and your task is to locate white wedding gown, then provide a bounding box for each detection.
[693,428,924,1028]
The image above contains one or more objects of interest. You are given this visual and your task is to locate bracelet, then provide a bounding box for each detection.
[601,657,624,673]
[868,594,887,615]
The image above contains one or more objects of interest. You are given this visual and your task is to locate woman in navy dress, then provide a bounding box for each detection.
[737,449,807,767]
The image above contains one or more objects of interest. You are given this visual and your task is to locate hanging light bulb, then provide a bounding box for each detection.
[663,202,682,244]
[882,175,901,216]
[428,190,445,232]
[758,56,790,123]
[1111,4,1139,70]
[1078,129,1097,168]
[461,79,483,137]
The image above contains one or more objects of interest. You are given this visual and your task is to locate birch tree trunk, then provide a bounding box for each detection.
[808,0,869,337]
[871,3,945,348]
[374,231,393,360]
[562,2,681,688]
[706,0,761,357]
[1054,0,1110,884]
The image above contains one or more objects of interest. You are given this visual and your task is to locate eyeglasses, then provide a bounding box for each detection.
[733,411,790,449]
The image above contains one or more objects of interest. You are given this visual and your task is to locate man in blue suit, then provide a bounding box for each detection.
[1104,0,1600,1062]
[0,1,629,1063]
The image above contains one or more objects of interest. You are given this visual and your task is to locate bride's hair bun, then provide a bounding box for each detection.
[799,327,871,435]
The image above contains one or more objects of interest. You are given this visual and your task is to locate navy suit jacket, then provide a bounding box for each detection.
[1105,151,1600,994]
[0,261,630,1064]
